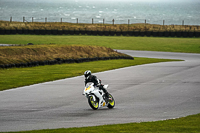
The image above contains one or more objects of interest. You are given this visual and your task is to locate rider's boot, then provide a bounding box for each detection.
[100,85,112,101]
[105,92,112,101]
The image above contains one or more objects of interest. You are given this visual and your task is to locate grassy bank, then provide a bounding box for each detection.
[0,57,180,91]
[1,20,200,32]
[0,45,130,65]
[1,35,200,53]
[2,113,200,133]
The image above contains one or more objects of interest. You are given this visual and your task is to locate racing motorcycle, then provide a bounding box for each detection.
[83,82,115,110]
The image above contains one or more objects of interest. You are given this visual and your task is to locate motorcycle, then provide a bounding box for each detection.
[83,82,115,110]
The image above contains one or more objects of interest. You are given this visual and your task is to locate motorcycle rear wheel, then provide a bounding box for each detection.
[107,94,115,109]
[88,96,99,110]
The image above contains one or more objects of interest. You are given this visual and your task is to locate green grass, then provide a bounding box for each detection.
[2,113,200,133]
[0,57,180,91]
[0,35,200,53]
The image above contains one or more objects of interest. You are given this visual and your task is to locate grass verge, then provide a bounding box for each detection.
[1,35,200,53]
[0,57,181,91]
[2,113,199,133]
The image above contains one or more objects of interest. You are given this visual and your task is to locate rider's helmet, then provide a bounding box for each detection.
[84,70,91,79]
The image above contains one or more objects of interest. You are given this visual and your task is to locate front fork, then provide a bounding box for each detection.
[91,95,96,102]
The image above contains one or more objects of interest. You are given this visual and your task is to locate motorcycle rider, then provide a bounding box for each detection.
[84,70,110,99]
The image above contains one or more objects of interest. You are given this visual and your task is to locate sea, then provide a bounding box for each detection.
[0,0,200,25]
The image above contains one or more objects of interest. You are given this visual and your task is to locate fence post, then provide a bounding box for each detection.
[23,17,25,22]
[45,18,47,23]
[10,17,12,22]
[145,19,146,25]
[182,20,184,26]
[61,18,62,23]
[103,19,104,25]
[128,19,130,30]
[112,19,114,25]
[163,20,165,26]
[32,17,34,23]
[92,18,93,24]
[77,18,78,24]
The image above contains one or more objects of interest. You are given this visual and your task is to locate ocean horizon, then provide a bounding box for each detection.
[0,0,200,25]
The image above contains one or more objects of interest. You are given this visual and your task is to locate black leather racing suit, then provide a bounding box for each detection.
[85,75,108,95]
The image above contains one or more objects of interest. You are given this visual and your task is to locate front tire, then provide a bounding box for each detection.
[88,95,99,110]
[107,94,115,109]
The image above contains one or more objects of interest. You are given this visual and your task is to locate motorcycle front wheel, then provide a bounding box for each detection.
[107,94,115,109]
[88,95,99,110]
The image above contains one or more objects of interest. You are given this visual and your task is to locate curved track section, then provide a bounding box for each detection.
[0,50,200,132]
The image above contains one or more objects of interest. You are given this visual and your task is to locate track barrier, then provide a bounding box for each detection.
[0,29,199,37]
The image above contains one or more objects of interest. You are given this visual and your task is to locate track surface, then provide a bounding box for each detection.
[0,50,200,132]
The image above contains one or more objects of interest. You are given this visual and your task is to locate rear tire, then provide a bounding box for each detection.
[88,95,99,110]
[107,94,115,109]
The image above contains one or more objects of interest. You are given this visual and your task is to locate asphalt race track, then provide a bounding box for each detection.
[0,50,200,132]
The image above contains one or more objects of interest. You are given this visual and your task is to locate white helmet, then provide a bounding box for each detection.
[84,70,91,79]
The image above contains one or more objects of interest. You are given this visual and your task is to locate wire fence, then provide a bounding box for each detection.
[7,16,198,26]
[1,16,200,37]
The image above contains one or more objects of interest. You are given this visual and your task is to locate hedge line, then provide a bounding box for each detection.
[0,56,134,69]
[0,29,200,37]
